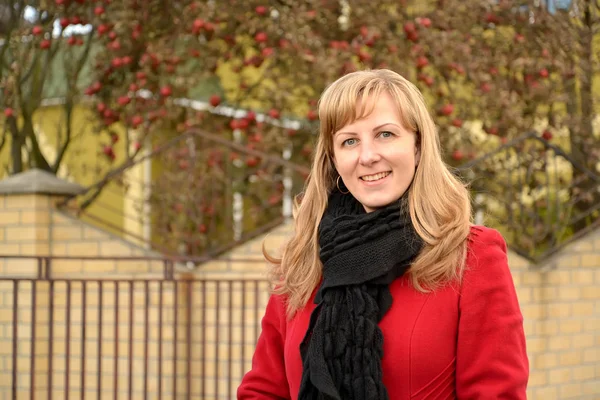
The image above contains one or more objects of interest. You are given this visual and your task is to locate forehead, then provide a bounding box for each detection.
[335,92,402,133]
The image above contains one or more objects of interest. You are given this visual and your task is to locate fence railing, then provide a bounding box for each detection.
[0,255,271,400]
[59,128,310,261]
[458,132,600,262]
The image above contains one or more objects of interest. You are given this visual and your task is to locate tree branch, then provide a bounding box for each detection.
[0,118,8,153]
[21,109,51,171]
[19,51,41,85]
[52,99,72,172]
[52,29,95,173]
[72,29,95,82]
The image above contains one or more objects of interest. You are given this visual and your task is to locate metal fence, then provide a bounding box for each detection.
[0,256,270,400]
[458,132,600,262]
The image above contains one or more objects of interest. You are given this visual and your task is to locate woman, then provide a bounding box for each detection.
[238,69,529,399]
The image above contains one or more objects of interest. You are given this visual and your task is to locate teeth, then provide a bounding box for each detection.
[361,171,390,182]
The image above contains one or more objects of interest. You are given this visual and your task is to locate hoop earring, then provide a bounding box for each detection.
[336,176,350,194]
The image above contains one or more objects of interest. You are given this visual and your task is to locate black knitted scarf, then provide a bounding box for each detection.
[297,190,423,400]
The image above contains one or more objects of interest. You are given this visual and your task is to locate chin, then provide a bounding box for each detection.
[359,195,404,212]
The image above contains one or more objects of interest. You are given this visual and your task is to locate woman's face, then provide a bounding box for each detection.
[332,92,419,212]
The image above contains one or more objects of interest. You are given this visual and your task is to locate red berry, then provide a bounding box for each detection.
[160,86,172,97]
[416,56,428,69]
[268,108,280,119]
[209,94,221,107]
[103,145,114,156]
[131,115,143,128]
[452,150,464,161]
[117,96,130,106]
[261,47,274,57]
[4,108,14,118]
[254,32,268,43]
[193,19,204,30]
[94,6,105,16]
[542,130,553,141]
[403,22,416,35]
[255,5,268,15]
[40,39,51,49]
[417,17,432,28]
[439,104,454,116]
[451,118,463,128]
[97,24,110,35]
[32,26,43,36]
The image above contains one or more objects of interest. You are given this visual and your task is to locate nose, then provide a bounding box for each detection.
[358,140,381,165]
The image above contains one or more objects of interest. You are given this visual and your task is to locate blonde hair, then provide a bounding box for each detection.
[265,69,472,317]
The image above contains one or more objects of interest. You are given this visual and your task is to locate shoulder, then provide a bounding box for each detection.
[463,225,512,283]
[467,225,507,254]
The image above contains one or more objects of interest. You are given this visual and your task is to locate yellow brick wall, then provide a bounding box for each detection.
[0,193,166,278]
[509,229,600,400]
[0,191,598,399]
[0,192,275,399]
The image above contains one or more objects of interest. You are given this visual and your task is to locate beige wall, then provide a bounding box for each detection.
[509,229,600,399]
[0,192,284,399]
[0,191,598,399]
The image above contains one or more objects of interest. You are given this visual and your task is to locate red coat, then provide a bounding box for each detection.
[238,226,529,399]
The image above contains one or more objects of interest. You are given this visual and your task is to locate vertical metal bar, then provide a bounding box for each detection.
[227,281,233,399]
[201,280,206,399]
[553,151,561,240]
[11,280,18,400]
[37,258,43,279]
[48,281,55,400]
[143,281,149,400]
[516,148,526,237]
[172,281,178,399]
[241,280,246,379]
[158,281,163,400]
[186,281,192,400]
[128,281,134,399]
[97,282,103,400]
[215,281,221,399]
[114,282,119,399]
[81,282,87,400]
[65,282,71,400]
[30,280,36,400]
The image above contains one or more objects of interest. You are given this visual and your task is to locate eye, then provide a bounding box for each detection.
[342,138,357,147]
[379,131,394,138]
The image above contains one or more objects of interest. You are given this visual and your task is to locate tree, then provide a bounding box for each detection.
[1,0,597,258]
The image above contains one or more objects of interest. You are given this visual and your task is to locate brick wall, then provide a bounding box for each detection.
[509,229,600,399]
[0,187,282,399]
[0,184,598,398]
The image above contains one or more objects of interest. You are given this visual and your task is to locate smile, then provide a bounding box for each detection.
[360,171,391,182]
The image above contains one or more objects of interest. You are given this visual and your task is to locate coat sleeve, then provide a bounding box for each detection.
[237,293,291,399]
[456,226,529,399]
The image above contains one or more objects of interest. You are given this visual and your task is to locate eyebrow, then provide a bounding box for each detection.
[335,123,402,137]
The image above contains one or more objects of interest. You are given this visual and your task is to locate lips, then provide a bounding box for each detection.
[360,171,391,182]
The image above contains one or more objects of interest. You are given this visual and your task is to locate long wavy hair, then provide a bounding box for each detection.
[265,69,472,317]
